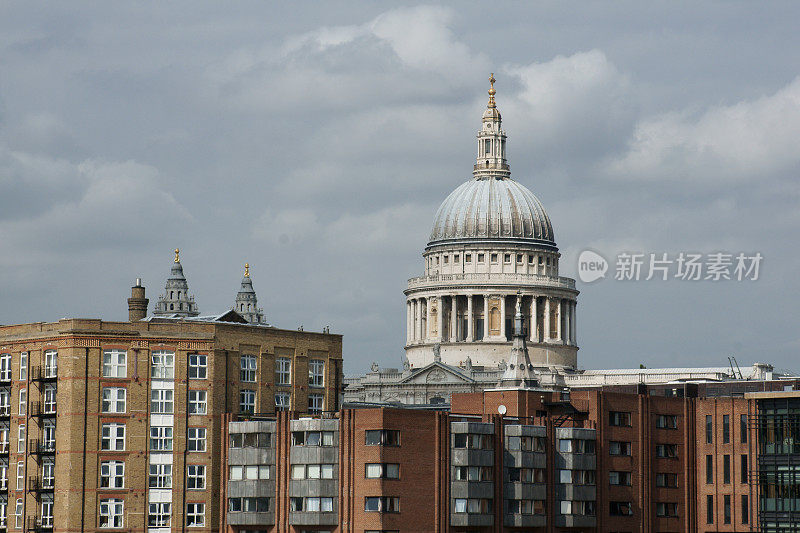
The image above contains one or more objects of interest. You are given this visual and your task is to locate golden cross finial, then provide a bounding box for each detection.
[174,248,180,263]
[244,263,250,277]
[488,72,496,108]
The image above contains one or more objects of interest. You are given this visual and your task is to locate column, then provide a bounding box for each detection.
[564,300,571,345]
[555,298,562,343]
[450,295,458,342]
[530,296,537,343]
[412,299,418,341]
[483,295,489,340]
[467,295,474,342]
[435,297,443,341]
[571,302,577,345]
[406,301,412,344]
[544,297,551,342]
[425,298,431,341]
[500,295,507,340]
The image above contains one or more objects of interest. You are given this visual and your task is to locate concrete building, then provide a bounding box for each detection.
[0,256,342,533]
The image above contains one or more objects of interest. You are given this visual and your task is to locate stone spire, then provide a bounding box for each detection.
[152,248,200,317]
[474,73,510,180]
[234,263,265,324]
[498,292,539,389]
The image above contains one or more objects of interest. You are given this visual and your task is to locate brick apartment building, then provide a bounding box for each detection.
[221,383,800,533]
[0,281,343,533]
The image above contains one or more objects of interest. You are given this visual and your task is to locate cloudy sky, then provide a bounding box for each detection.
[2,2,799,374]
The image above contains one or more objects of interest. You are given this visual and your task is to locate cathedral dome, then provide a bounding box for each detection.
[428,177,555,247]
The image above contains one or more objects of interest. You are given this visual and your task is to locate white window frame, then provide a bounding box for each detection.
[99,498,124,529]
[43,385,56,414]
[0,423,11,453]
[149,426,173,451]
[276,357,291,385]
[100,461,125,489]
[188,390,207,415]
[150,351,174,379]
[41,459,54,488]
[44,350,57,378]
[186,503,205,527]
[0,390,9,417]
[102,387,126,414]
[14,498,22,529]
[18,389,25,416]
[0,497,7,529]
[19,352,27,381]
[102,350,127,378]
[240,355,257,383]
[275,392,290,411]
[0,354,11,382]
[0,460,8,490]
[101,423,126,451]
[309,359,324,388]
[42,420,55,450]
[16,426,24,454]
[188,427,207,452]
[148,464,172,489]
[239,390,255,414]
[148,502,171,527]
[187,465,205,489]
[15,463,23,491]
[308,393,323,414]
[151,389,174,414]
[40,495,53,527]
[188,354,207,379]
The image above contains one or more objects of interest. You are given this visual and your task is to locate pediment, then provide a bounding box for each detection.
[399,362,475,385]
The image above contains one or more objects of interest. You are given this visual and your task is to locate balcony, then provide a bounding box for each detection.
[29,440,55,457]
[30,366,57,383]
[407,272,576,291]
[0,407,9,421]
[26,517,53,532]
[29,402,56,419]
[0,373,10,385]
[28,476,54,493]
[0,442,9,455]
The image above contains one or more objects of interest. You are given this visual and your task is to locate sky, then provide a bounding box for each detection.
[1,2,799,375]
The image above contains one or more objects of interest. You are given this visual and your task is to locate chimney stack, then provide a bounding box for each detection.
[128,278,149,322]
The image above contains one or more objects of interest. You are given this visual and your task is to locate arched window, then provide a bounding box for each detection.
[430,396,446,405]
[170,304,174,311]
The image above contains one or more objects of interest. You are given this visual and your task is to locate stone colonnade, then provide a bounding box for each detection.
[406,294,576,346]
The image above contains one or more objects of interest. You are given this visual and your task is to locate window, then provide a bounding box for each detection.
[150,427,173,451]
[655,444,678,458]
[0,460,7,490]
[100,461,125,489]
[230,465,271,480]
[40,496,54,527]
[723,454,731,484]
[503,253,511,263]
[229,432,271,448]
[276,357,291,385]
[558,439,572,453]
[723,494,731,524]
[19,352,27,380]
[275,392,290,411]
[506,499,545,515]
[609,501,633,516]
[43,350,57,377]
[17,389,25,416]
[742,495,749,524]
[453,433,493,450]
[0,390,8,416]
[14,498,22,529]
[609,471,632,486]
[239,390,255,413]
[723,414,730,443]
[43,384,56,413]
[706,415,713,444]
[609,411,631,426]
[240,355,257,382]
[609,441,631,456]
[309,359,324,387]
[41,459,54,488]
[656,473,678,488]
[149,464,172,488]
[0,354,11,382]
[102,350,126,378]
[365,463,399,479]
[228,498,269,513]
[506,435,546,452]
[188,390,207,415]
[289,497,334,512]
[365,429,400,446]
[188,428,207,452]
[706,454,713,483]
[491,253,498,263]
[148,503,170,527]
[101,423,125,451]
[308,393,323,414]
[741,454,748,483]
[478,253,485,263]
[150,351,174,379]
[465,254,471,263]
[102,388,126,414]
[98,499,124,529]
[0,498,6,529]
[188,354,207,379]
[656,502,678,517]
[443,255,449,264]
[0,423,8,453]
[707,495,713,524]
[454,466,493,482]
[186,503,204,527]
[150,389,173,414]
[740,413,748,443]
[15,463,23,490]
[655,414,678,429]
[292,431,334,447]
[187,465,205,489]
[364,497,400,513]
[528,254,534,264]
[16,426,24,454]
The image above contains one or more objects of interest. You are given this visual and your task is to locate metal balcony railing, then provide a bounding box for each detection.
[28,475,54,493]
[27,517,53,532]
[29,440,55,456]
[29,402,56,418]
[30,366,57,382]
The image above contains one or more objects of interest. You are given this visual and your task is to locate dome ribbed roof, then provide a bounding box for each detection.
[428,177,555,246]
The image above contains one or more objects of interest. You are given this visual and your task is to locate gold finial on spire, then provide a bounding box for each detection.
[174,248,180,263]
[244,263,250,278]
[488,72,496,108]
